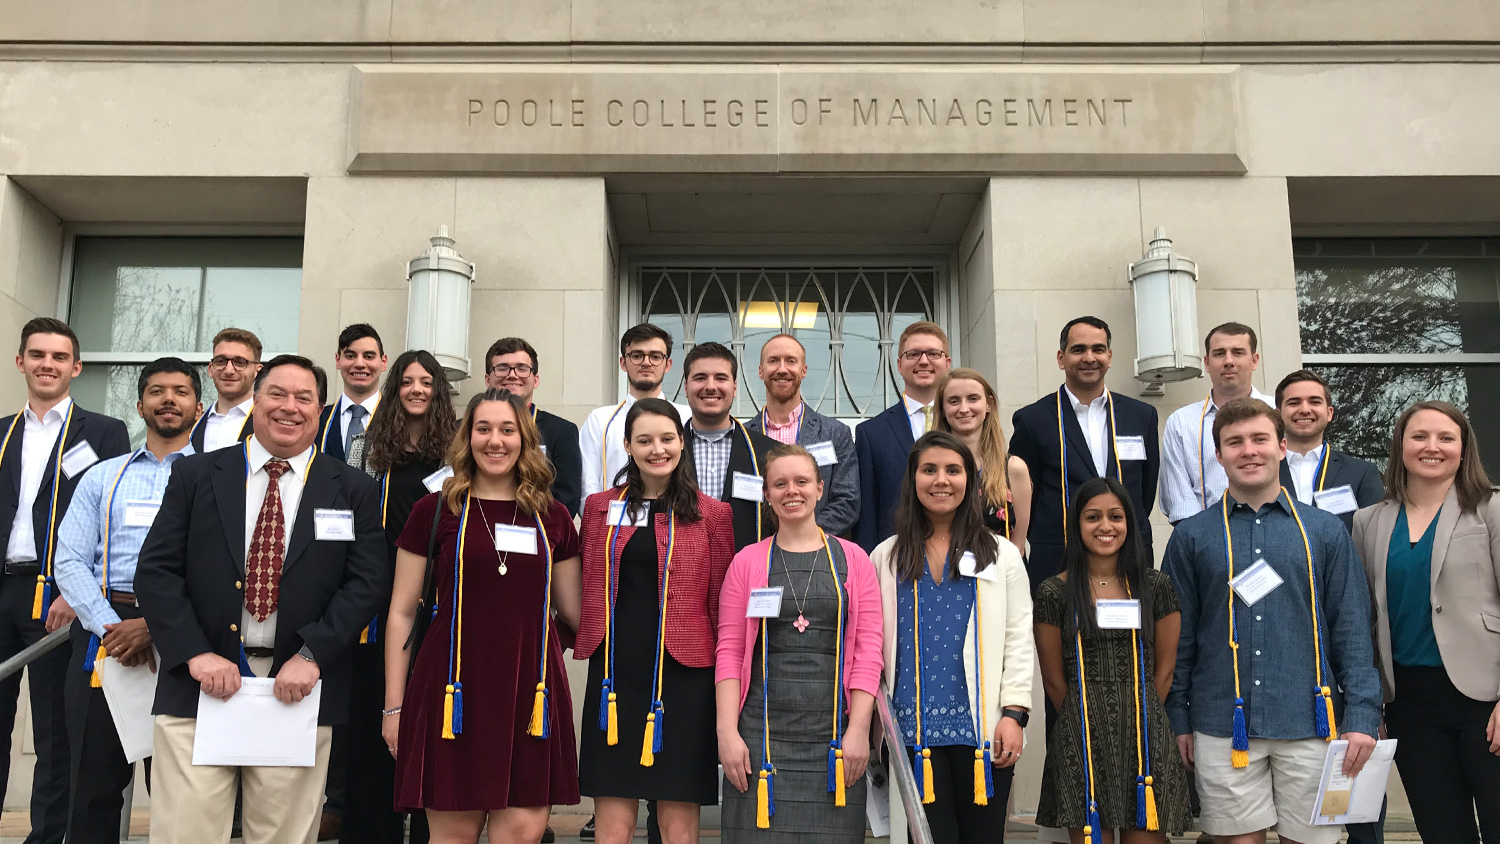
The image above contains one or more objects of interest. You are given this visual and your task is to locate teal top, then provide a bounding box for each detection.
[1386,505,1444,668]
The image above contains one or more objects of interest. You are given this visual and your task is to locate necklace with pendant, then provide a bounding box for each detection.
[777,545,819,633]
[475,497,518,575]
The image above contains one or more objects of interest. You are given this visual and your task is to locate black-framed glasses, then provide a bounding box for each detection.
[625,351,668,365]
[900,349,948,362]
[487,363,534,377]
[209,355,255,371]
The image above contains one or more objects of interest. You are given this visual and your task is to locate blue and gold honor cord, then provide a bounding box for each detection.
[1056,388,1125,543]
[733,419,764,542]
[35,403,78,620]
[598,401,628,491]
[1074,610,1103,843]
[359,472,394,645]
[441,494,472,739]
[969,574,993,805]
[528,512,556,739]
[81,451,138,687]
[1220,489,1335,768]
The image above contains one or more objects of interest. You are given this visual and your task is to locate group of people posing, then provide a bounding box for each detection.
[0,311,1494,844]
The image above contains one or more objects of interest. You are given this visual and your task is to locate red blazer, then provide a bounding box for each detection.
[575,488,735,668]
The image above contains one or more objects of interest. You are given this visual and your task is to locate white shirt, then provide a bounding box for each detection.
[203,397,254,453]
[1160,386,1276,523]
[1285,443,1326,505]
[578,393,691,498]
[1065,386,1111,478]
[902,393,935,442]
[335,393,380,452]
[240,437,314,648]
[6,397,73,563]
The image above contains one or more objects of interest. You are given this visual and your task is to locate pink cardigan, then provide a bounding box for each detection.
[716,536,884,711]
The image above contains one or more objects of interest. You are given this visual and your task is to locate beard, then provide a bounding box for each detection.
[147,414,192,440]
[629,375,662,394]
[766,378,800,402]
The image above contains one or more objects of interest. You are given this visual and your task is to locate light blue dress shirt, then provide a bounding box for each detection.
[53,445,193,636]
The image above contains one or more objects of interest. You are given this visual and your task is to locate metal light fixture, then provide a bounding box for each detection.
[405,226,475,382]
[1129,226,1202,397]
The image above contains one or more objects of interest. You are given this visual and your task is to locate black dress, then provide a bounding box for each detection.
[342,454,441,844]
[579,500,719,804]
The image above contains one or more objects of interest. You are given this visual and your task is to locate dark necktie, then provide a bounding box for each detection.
[246,459,290,622]
[345,404,367,454]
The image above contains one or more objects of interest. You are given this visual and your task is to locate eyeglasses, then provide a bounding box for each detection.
[625,351,668,365]
[900,349,948,362]
[487,364,534,377]
[209,356,255,371]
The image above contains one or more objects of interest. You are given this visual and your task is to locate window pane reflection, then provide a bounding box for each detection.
[639,264,941,418]
[72,365,214,448]
[1308,364,1500,477]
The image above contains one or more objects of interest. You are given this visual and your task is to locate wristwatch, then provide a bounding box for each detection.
[1001,708,1029,728]
[297,645,317,663]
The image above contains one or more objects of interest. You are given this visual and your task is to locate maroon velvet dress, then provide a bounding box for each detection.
[393,493,580,811]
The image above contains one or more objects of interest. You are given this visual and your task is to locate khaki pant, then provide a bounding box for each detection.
[149,658,332,844]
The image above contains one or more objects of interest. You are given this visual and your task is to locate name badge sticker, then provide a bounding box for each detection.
[1231,558,1284,606]
[807,441,838,467]
[607,499,651,528]
[494,524,539,555]
[1314,484,1359,515]
[1096,599,1142,629]
[731,472,764,503]
[122,500,161,528]
[313,509,355,542]
[61,441,100,480]
[746,586,784,618]
[422,466,454,493]
[957,551,998,582]
[1115,435,1147,462]
[539,444,548,456]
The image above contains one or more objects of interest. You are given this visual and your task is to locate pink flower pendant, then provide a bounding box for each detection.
[794,614,810,632]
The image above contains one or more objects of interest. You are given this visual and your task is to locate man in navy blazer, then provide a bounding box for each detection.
[854,321,953,551]
[1275,370,1384,532]
[0,318,129,844]
[1009,317,1160,594]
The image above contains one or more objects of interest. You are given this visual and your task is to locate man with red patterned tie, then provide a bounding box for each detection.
[135,355,387,844]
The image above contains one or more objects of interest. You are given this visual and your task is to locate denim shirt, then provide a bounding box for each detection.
[1163,490,1382,740]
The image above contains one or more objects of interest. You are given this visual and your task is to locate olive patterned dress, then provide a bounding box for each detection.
[1036,569,1190,834]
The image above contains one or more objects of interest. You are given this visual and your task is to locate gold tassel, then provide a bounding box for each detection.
[90,643,106,688]
[359,626,369,644]
[1231,748,1249,769]
[834,750,847,807]
[756,769,770,829]
[606,692,619,746]
[1323,687,1338,740]
[1144,777,1159,832]
[528,683,547,738]
[441,684,456,740]
[640,713,656,767]
[973,748,988,806]
[921,748,935,804]
[31,577,44,621]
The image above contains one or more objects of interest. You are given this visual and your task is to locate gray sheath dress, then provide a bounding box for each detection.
[721,542,867,843]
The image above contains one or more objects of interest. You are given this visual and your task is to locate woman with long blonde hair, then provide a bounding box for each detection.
[936,368,1032,556]
[384,388,583,844]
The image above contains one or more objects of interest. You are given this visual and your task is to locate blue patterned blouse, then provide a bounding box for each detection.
[894,564,978,748]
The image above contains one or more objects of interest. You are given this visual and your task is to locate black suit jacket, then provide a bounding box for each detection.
[853,401,916,552]
[316,402,349,463]
[683,423,775,552]
[1278,447,1384,533]
[534,407,582,517]
[0,402,129,573]
[1009,389,1160,590]
[134,442,388,724]
[187,407,254,454]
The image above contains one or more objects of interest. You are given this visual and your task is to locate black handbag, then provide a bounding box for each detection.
[401,498,445,678]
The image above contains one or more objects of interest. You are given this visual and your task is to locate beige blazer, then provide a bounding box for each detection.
[871,533,1035,736]
[1352,486,1500,704]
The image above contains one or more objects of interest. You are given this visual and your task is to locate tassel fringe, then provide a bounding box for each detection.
[826,744,837,793]
[606,693,619,746]
[1316,686,1338,740]
[1231,699,1249,768]
[983,743,994,799]
[920,748,935,805]
[451,683,464,734]
[834,751,846,808]
[973,748,988,806]
[90,642,106,688]
[640,713,656,767]
[597,681,611,731]
[1144,777,1160,832]
[651,702,664,753]
[756,768,774,829]
[441,685,456,740]
[528,683,549,738]
[31,577,44,621]
[1085,806,1103,844]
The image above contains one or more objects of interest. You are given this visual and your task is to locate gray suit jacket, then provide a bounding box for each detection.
[1353,486,1500,703]
[745,403,859,536]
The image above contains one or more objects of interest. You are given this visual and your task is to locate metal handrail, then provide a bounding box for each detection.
[0,628,69,684]
[877,682,935,844]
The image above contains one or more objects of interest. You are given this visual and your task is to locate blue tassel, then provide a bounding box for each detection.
[912,745,924,796]
[1313,687,1330,738]
[597,681,611,731]
[1087,806,1103,844]
[539,688,552,739]
[651,701,664,753]
[1136,776,1147,829]
[40,580,52,612]
[765,764,777,817]
[828,743,840,797]
[983,742,994,798]
[367,616,378,644]
[1232,698,1249,752]
[83,633,100,673]
[452,682,464,735]
[237,645,254,677]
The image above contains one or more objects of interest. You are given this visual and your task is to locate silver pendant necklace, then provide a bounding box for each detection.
[777,546,819,633]
[475,497,518,575]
